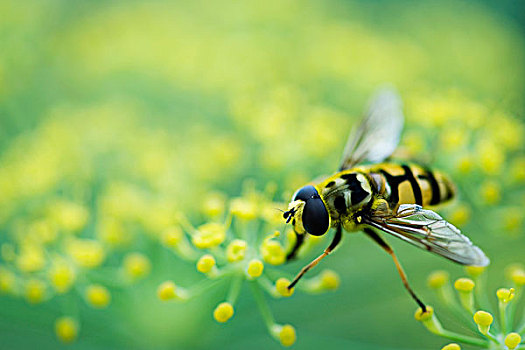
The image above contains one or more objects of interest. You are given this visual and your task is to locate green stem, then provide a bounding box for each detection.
[250,281,275,330]
[482,331,499,344]
[227,273,244,304]
[509,285,523,330]
[499,301,508,335]
[439,329,490,347]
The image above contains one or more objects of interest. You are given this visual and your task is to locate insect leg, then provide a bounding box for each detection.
[363,227,427,312]
[288,225,342,290]
[286,231,306,261]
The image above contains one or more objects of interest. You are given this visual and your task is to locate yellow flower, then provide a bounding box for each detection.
[48,259,76,293]
[505,333,521,350]
[230,197,257,220]
[213,302,234,323]
[0,267,16,293]
[55,317,78,343]
[496,288,515,304]
[414,306,443,335]
[480,180,501,205]
[448,204,470,227]
[454,278,474,292]
[50,200,89,232]
[319,269,340,290]
[477,140,504,175]
[157,281,177,301]
[414,306,434,322]
[85,284,111,309]
[473,310,493,334]
[454,278,475,312]
[25,279,46,304]
[465,266,485,278]
[196,254,216,274]
[275,278,294,297]
[192,223,226,249]
[277,324,296,347]
[123,252,151,280]
[246,259,264,279]
[97,218,128,247]
[456,154,474,174]
[441,344,461,350]
[161,226,183,247]
[66,239,105,268]
[226,239,247,262]
[202,192,226,217]
[260,235,285,266]
[16,244,46,273]
[427,270,449,289]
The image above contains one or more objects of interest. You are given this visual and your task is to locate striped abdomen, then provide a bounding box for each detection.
[364,163,455,207]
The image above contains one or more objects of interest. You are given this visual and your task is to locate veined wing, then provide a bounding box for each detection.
[339,88,404,171]
[364,204,489,266]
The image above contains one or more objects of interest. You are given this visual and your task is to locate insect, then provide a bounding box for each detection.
[283,88,489,311]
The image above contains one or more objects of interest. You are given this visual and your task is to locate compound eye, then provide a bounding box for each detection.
[302,197,330,236]
[293,185,317,201]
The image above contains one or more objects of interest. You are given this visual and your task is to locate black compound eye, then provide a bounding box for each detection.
[302,197,330,236]
[293,185,318,201]
[292,185,329,236]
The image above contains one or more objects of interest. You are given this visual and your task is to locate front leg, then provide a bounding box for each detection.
[286,230,306,261]
[288,225,343,290]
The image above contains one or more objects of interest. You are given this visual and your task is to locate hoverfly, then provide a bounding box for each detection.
[283,88,489,311]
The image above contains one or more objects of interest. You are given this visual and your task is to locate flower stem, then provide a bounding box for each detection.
[227,273,243,304]
[439,329,490,347]
[250,281,275,330]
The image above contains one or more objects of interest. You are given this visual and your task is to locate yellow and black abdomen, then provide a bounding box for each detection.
[365,163,455,207]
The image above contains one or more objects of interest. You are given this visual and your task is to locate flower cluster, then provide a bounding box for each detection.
[156,183,340,347]
[415,265,525,349]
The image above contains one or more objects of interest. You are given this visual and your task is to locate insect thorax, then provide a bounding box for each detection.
[318,172,373,227]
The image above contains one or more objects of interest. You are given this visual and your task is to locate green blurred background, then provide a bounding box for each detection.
[0,0,524,349]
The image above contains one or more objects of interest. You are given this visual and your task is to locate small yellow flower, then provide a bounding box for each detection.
[496,288,515,304]
[97,218,128,246]
[427,271,449,289]
[260,236,285,266]
[161,226,183,247]
[123,252,151,280]
[192,223,226,249]
[465,266,485,278]
[278,324,296,347]
[473,310,493,334]
[414,306,434,322]
[454,278,475,312]
[16,244,46,273]
[477,140,504,175]
[319,269,340,290]
[230,197,257,220]
[202,192,226,217]
[226,239,247,262]
[441,344,461,350]
[510,268,525,286]
[454,278,474,292]
[48,259,76,293]
[448,204,470,227]
[414,306,443,334]
[246,259,264,279]
[25,279,46,304]
[275,278,294,297]
[55,317,78,343]
[213,302,234,323]
[157,281,177,301]
[502,208,523,233]
[0,267,16,293]
[456,154,474,174]
[66,239,105,268]
[85,284,111,309]
[196,254,216,274]
[505,333,521,350]
[51,200,89,232]
[480,181,501,205]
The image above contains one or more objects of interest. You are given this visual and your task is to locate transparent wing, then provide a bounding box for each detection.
[339,87,404,171]
[364,204,490,266]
